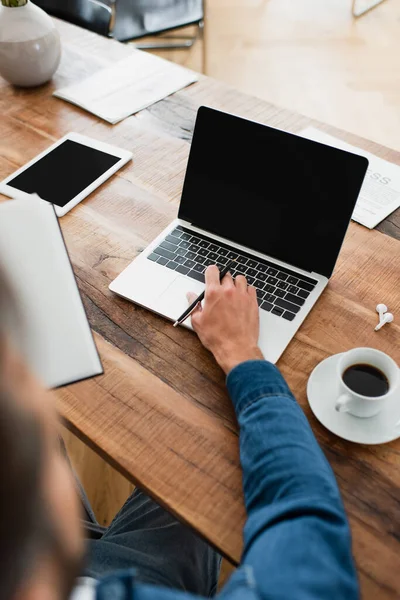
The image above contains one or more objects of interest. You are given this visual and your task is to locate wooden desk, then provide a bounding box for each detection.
[1,19,400,599]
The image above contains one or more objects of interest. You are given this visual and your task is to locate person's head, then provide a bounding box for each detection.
[0,266,85,600]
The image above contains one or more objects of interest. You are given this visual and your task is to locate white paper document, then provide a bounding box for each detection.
[300,127,400,229]
[54,51,198,124]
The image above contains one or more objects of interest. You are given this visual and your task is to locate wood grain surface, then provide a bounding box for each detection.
[1,19,400,598]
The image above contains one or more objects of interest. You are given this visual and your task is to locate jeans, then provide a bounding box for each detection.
[86,488,222,597]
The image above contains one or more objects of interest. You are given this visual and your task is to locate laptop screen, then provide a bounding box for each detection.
[178,107,368,278]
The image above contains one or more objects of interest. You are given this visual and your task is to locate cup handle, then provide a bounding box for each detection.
[335,394,352,413]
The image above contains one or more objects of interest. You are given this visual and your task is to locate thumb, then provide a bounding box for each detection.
[186,293,202,328]
[186,292,202,311]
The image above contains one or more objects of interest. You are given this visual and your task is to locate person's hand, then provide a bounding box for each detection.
[187,265,264,374]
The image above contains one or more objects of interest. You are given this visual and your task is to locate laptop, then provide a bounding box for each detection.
[0,196,103,388]
[109,107,368,363]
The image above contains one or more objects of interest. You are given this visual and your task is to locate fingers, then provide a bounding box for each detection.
[205,265,221,301]
[233,274,256,296]
[247,284,258,303]
[221,271,235,289]
[234,274,247,292]
[205,264,220,287]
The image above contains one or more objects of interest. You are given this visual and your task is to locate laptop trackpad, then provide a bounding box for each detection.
[156,276,204,322]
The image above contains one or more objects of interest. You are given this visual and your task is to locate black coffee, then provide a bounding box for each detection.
[342,363,389,397]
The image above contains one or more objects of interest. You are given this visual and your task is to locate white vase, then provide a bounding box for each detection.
[0,0,61,87]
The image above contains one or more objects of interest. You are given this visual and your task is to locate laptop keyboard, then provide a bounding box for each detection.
[147,225,317,322]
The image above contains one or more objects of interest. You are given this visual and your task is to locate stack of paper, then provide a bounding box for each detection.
[300,127,400,229]
[54,51,198,124]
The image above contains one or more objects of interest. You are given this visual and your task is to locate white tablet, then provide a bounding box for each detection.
[0,132,132,217]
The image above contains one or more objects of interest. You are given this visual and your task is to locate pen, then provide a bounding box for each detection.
[173,260,236,327]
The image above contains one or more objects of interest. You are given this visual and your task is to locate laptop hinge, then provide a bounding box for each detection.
[180,220,315,275]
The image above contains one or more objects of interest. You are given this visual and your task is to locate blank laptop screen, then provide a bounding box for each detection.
[178,107,368,278]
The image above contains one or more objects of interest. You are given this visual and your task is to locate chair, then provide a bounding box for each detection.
[35,0,114,37]
[111,0,204,49]
[34,0,206,70]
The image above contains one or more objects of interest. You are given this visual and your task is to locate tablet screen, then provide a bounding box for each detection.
[7,140,121,207]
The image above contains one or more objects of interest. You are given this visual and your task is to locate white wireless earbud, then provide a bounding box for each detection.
[375,312,394,331]
[376,304,388,320]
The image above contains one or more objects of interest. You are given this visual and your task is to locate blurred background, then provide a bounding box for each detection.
[151,0,400,152]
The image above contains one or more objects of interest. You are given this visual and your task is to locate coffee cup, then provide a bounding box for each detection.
[335,348,399,418]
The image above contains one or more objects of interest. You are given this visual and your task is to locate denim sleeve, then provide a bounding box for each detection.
[96,360,359,600]
[218,360,359,599]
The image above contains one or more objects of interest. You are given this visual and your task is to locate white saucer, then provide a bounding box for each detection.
[307,353,400,445]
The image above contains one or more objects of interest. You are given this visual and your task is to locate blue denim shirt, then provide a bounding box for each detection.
[96,360,359,599]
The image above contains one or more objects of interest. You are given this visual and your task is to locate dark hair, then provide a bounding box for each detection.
[0,266,46,600]
[0,388,46,600]
[0,266,83,600]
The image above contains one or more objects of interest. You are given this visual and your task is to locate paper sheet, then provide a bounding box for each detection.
[300,127,400,229]
[54,51,198,124]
